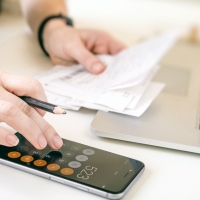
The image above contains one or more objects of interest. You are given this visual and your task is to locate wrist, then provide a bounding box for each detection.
[43,18,67,37]
[38,14,73,56]
[43,19,72,55]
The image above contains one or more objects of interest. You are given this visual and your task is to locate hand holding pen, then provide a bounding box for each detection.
[0,71,63,150]
[20,96,66,115]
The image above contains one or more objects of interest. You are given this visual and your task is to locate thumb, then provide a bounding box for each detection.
[69,45,106,74]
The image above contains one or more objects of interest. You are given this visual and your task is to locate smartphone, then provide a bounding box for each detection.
[0,132,144,199]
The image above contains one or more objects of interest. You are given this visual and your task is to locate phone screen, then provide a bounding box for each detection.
[0,132,144,194]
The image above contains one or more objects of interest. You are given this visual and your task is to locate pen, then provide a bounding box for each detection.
[20,96,67,114]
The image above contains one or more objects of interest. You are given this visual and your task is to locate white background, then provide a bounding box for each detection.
[0,0,200,200]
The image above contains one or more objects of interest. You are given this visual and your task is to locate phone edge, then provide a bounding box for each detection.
[0,158,145,199]
[107,166,145,199]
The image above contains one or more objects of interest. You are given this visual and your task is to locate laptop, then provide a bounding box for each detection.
[91,40,200,154]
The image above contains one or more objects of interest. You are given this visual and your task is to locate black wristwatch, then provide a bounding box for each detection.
[38,14,73,56]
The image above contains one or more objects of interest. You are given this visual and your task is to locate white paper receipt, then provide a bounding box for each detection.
[37,31,178,116]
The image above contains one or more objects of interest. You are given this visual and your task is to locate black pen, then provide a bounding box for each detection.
[20,96,67,115]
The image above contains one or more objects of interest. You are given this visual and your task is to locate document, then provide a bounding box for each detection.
[37,31,178,117]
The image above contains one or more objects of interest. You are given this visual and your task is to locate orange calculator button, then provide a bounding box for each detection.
[34,160,47,167]
[60,168,74,175]
[21,155,34,163]
[47,164,60,171]
[8,151,21,159]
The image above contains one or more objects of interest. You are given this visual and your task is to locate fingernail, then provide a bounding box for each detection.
[38,135,47,149]
[6,134,19,146]
[91,63,104,73]
[52,135,63,149]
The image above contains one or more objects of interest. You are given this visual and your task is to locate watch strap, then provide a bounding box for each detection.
[38,14,73,56]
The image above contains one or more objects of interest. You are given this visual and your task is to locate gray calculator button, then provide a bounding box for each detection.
[76,155,88,162]
[29,149,42,156]
[64,151,75,158]
[56,158,68,164]
[68,161,81,168]
[25,140,32,146]
[70,145,82,151]
[83,149,95,155]
[62,142,69,148]
[17,145,29,152]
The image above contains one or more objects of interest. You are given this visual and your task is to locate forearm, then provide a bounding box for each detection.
[20,0,67,35]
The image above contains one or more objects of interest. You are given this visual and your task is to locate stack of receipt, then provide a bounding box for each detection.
[37,32,178,117]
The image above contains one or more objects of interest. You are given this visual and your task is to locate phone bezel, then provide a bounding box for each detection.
[0,158,144,199]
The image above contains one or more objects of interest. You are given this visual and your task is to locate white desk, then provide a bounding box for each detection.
[1,1,200,199]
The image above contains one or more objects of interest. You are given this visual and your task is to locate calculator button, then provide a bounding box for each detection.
[76,155,88,162]
[21,155,34,163]
[83,149,95,155]
[8,151,21,159]
[29,149,42,156]
[68,161,81,168]
[56,158,68,164]
[47,164,60,171]
[63,151,75,158]
[44,154,52,160]
[43,151,62,163]
[25,140,32,146]
[16,146,29,152]
[62,142,70,148]
[34,159,47,167]
[60,168,74,175]
[70,145,82,152]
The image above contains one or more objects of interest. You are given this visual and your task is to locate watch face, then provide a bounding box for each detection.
[0,133,144,194]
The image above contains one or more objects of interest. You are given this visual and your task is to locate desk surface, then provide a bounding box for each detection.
[1,1,200,199]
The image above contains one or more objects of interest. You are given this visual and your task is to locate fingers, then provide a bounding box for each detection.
[0,72,63,149]
[66,44,106,74]
[89,36,126,55]
[0,88,63,149]
[65,31,126,74]
[80,29,126,55]
[0,126,19,146]
[43,26,126,74]
[106,37,127,55]
[92,44,110,55]
[0,99,46,149]
[51,56,78,66]
[0,71,47,116]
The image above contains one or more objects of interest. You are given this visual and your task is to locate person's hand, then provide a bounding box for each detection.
[0,71,63,149]
[43,19,126,74]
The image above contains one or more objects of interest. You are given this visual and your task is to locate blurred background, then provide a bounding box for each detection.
[0,0,200,46]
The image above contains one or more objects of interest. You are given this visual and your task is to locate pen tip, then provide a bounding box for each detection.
[63,111,67,114]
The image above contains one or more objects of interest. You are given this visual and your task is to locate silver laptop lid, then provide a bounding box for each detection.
[91,41,200,153]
